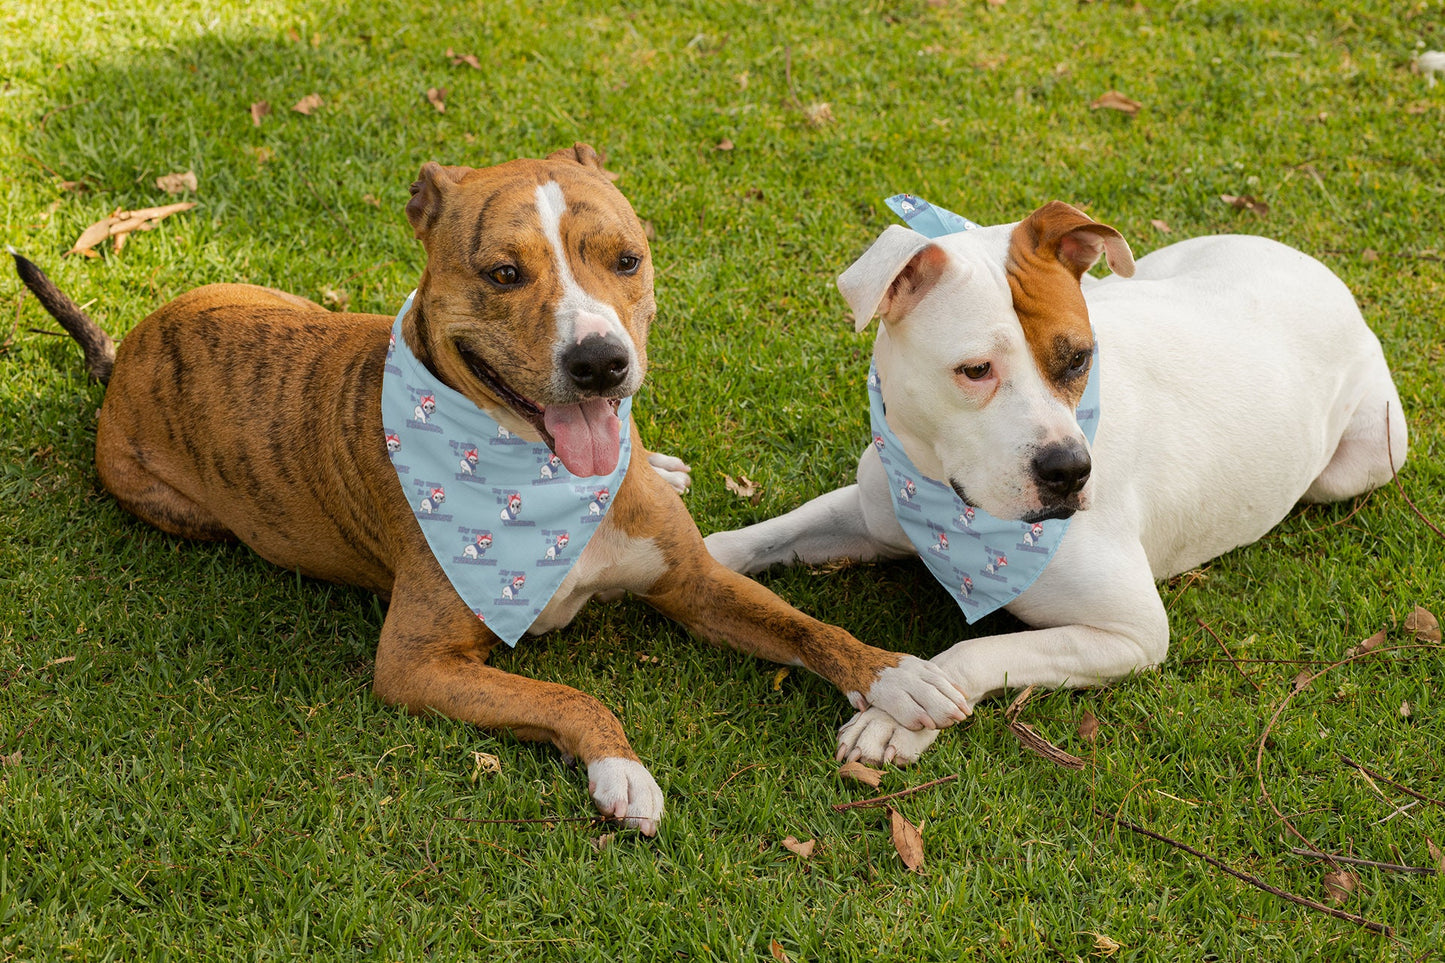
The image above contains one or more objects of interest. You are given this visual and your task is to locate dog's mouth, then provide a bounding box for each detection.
[458,344,624,477]
[952,480,1080,523]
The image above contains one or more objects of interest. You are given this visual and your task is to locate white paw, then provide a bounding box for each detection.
[837,706,940,766]
[648,452,692,494]
[851,655,972,730]
[587,757,664,836]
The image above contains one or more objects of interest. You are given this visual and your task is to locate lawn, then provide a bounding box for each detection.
[2,1,1442,960]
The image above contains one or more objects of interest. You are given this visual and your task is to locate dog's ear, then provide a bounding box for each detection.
[837,225,950,332]
[548,143,612,177]
[1024,201,1135,278]
[406,162,466,240]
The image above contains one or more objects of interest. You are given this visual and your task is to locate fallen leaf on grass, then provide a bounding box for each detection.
[1220,194,1269,217]
[155,170,198,195]
[362,194,381,208]
[803,102,835,127]
[67,202,196,257]
[1399,700,1412,719]
[1345,628,1387,658]
[1,750,21,768]
[1078,708,1099,743]
[781,836,815,858]
[250,101,271,126]
[446,47,482,70]
[470,750,501,782]
[1362,248,1380,263]
[42,655,76,669]
[889,806,924,871]
[723,472,762,505]
[1092,933,1122,956]
[838,760,883,788]
[1089,90,1142,115]
[771,667,789,691]
[1427,837,1444,873]
[589,833,614,852]
[1150,218,1172,234]
[1403,605,1441,642]
[245,145,276,166]
[321,287,350,311]
[1291,668,1313,692]
[1322,868,1359,904]
[715,138,734,151]
[769,939,791,963]
[291,93,324,115]
[426,87,447,113]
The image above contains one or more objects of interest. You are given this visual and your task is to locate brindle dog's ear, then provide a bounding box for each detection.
[548,143,613,178]
[406,162,463,240]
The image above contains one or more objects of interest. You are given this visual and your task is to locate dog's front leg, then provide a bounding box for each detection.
[373,565,664,835]
[838,541,1169,765]
[705,447,911,573]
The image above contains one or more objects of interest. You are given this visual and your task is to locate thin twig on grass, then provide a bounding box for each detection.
[1287,847,1440,876]
[443,814,603,826]
[1197,619,1263,692]
[830,775,959,812]
[1386,402,1443,540]
[1095,808,1394,937]
[1004,685,1087,769]
[1339,754,1445,809]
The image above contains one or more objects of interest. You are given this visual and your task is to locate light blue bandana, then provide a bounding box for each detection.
[381,293,631,645]
[870,195,1100,622]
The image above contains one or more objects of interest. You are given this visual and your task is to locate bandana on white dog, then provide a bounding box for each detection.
[381,293,631,645]
[870,196,1100,622]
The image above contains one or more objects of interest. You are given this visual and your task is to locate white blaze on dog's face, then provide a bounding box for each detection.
[839,202,1134,522]
[403,144,654,477]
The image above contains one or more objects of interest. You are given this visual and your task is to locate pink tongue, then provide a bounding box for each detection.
[543,399,621,477]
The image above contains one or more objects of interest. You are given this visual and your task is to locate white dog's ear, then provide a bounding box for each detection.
[837,225,950,332]
[1024,201,1135,279]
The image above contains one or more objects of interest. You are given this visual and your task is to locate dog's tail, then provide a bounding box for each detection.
[8,246,116,384]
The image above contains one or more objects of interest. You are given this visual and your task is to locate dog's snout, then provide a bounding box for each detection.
[563,334,630,393]
[1032,442,1091,500]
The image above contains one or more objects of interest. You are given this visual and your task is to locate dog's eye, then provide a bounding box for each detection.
[956,362,991,381]
[488,264,521,286]
[617,254,641,276]
[1068,350,1090,372]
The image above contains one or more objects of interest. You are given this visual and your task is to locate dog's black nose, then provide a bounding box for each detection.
[562,334,630,393]
[1032,441,1091,500]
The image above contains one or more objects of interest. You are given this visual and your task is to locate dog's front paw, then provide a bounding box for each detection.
[851,655,972,730]
[587,757,664,836]
[647,452,692,494]
[836,707,940,766]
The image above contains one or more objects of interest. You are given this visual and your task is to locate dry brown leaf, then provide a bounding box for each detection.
[771,667,789,691]
[1403,605,1441,642]
[1291,669,1313,692]
[426,87,447,113]
[1220,194,1269,217]
[1092,933,1122,956]
[321,287,350,311]
[245,145,276,166]
[1361,248,1379,263]
[470,751,501,782]
[1150,218,1172,234]
[446,48,482,70]
[1346,628,1387,658]
[889,806,924,872]
[0,749,21,768]
[249,101,271,126]
[803,102,835,127]
[1322,868,1358,904]
[42,655,76,668]
[781,836,815,858]
[1399,700,1413,719]
[155,170,197,195]
[641,219,656,241]
[1078,708,1099,744]
[715,138,734,151]
[838,760,884,788]
[291,93,324,115]
[769,939,791,963]
[589,833,614,852]
[362,193,381,208]
[723,473,762,505]
[67,202,196,257]
[1089,90,1142,115]
[1426,837,1444,873]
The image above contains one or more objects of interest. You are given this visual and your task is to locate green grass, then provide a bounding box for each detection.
[2,1,1443,959]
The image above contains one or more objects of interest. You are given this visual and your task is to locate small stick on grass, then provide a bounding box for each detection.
[1287,847,1439,876]
[1386,402,1444,540]
[1197,618,1263,692]
[1340,754,1445,811]
[1095,808,1394,937]
[830,775,959,812]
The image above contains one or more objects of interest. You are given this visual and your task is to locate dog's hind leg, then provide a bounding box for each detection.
[373,564,664,835]
[1302,367,1408,503]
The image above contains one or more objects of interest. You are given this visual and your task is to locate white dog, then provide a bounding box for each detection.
[705,201,1407,766]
